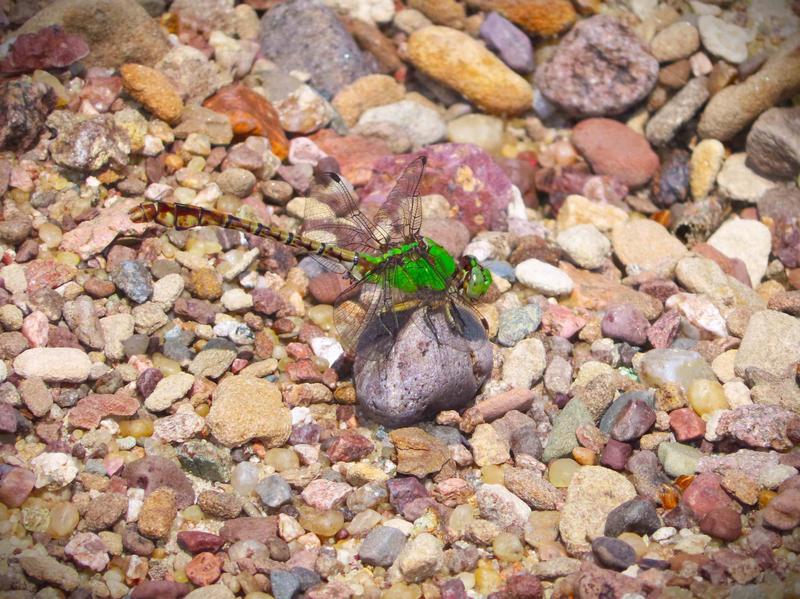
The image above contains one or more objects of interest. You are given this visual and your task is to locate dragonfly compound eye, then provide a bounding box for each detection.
[464,257,492,300]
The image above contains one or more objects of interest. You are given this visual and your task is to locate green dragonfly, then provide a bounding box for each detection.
[129,156,493,360]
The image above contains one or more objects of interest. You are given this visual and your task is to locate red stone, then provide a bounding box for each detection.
[24,259,76,292]
[505,573,544,599]
[68,393,140,429]
[693,243,751,288]
[310,128,391,187]
[572,118,659,189]
[185,551,222,586]
[681,473,736,520]
[177,531,225,554]
[669,408,706,442]
[699,506,742,541]
[326,430,375,462]
[286,358,323,384]
[647,309,680,349]
[0,25,89,75]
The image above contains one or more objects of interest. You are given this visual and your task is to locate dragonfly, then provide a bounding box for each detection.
[128,156,493,361]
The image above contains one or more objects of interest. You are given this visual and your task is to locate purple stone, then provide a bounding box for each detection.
[600,439,633,471]
[386,477,428,513]
[601,303,649,346]
[440,579,468,599]
[610,399,656,442]
[479,12,534,74]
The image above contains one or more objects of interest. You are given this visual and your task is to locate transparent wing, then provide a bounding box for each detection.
[373,155,426,244]
[302,171,387,253]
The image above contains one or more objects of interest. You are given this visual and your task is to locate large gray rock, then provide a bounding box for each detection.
[358,526,407,567]
[746,107,800,179]
[354,306,492,427]
[259,0,376,98]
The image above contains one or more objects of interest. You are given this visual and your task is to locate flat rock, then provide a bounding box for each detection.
[13,347,91,383]
[207,375,291,447]
[707,219,771,286]
[717,153,778,203]
[675,256,766,317]
[735,310,800,379]
[559,466,637,554]
[612,219,688,277]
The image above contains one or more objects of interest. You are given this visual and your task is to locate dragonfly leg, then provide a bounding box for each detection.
[444,300,467,336]
[423,306,442,346]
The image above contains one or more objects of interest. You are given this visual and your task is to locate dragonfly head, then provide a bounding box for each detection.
[459,255,492,300]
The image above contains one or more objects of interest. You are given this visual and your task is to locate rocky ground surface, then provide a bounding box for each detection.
[0,0,800,598]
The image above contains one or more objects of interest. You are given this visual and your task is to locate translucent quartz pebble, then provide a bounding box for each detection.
[493,532,525,562]
[687,379,729,416]
[231,462,260,496]
[639,348,716,392]
[548,458,580,487]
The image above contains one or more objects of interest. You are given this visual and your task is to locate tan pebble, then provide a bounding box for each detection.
[472,0,576,36]
[137,488,177,539]
[331,74,406,128]
[407,26,532,116]
[698,39,800,141]
[120,63,184,124]
[690,138,725,200]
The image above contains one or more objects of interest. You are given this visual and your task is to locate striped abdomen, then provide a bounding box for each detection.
[129,201,359,264]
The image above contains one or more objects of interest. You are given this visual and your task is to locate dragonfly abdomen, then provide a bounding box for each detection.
[129,201,358,263]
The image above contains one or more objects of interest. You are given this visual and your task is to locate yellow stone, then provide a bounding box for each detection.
[548,458,580,487]
[120,63,184,124]
[687,379,728,417]
[332,74,406,127]
[407,26,532,115]
[690,139,725,200]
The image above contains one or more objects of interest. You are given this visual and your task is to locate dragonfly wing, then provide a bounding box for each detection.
[373,155,426,243]
[333,276,400,362]
[302,171,386,252]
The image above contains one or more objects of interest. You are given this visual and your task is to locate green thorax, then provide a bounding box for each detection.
[360,238,456,293]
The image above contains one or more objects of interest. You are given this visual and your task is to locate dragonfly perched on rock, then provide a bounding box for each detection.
[129,156,493,362]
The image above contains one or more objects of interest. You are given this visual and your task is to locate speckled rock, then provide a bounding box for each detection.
[559,466,637,554]
[259,0,375,98]
[645,77,709,147]
[535,15,658,117]
[207,375,291,447]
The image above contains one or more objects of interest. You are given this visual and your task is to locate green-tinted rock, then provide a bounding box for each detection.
[542,399,593,463]
[177,439,232,483]
[658,441,702,477]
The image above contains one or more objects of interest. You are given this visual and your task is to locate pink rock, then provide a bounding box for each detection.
[65,532,110,571]
[0,26,89,75]
[80,76,123,113]
[326,430,374,462]
[310,128,391,187]
[0,404,18,433]
[682,473,736,520]
[540,303,587,338]
[60,197,148,260]
[646,309,680,349]
[699,506,742,541]
[218,516,278,543]
[300,479,352,510]
[286,358,323,383]
[130,581,191,599]
[0,467,36,507]
[123,456,195,510]
[716,405,800,451]
[68,393,140,429]
[24,259,76,292]
[669,408,706,442]
[21,310,49,347]
[572,118,659,188]
[177,530,225,554]
[104,454,125,476]
[387,477,428,513]
[361,143,515,234]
